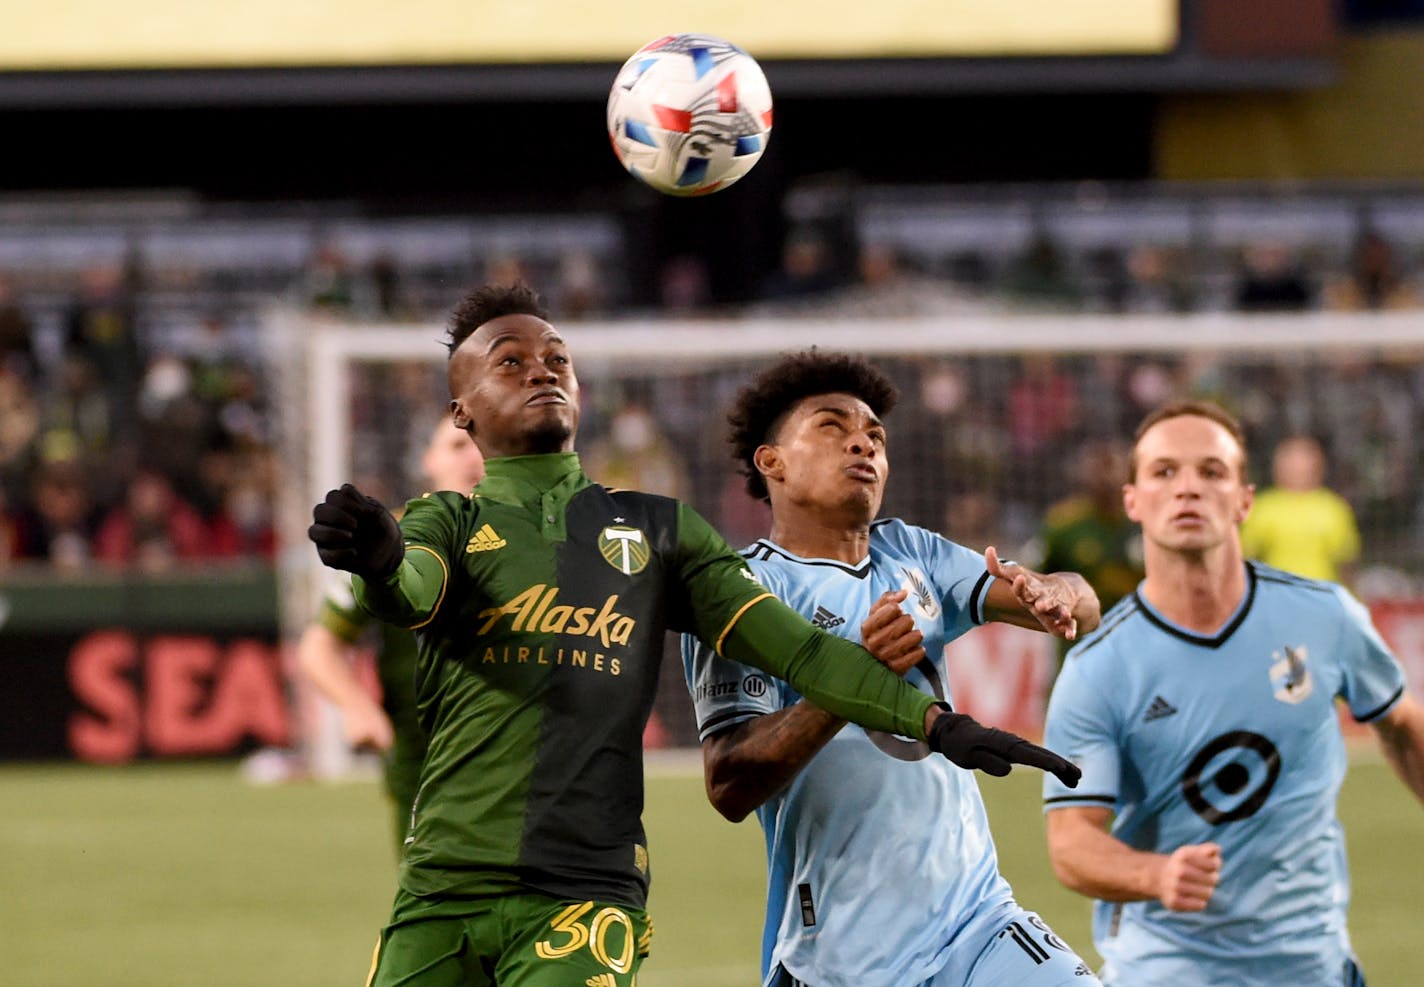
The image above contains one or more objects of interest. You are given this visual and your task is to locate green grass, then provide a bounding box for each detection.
[1,752,1418,985]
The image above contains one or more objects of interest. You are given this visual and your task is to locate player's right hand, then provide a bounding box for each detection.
[1158,842,1222,911]
[308,483,404,580]
[860,589,925,675]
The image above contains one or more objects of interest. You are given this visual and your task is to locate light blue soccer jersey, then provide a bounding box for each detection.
[681,519,1019,987]
[1043,562,1406,987]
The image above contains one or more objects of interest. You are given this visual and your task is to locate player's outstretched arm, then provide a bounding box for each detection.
[981,546,1101,640]
[296,622,395,752]
[1046,807,1222,911]
[699,590,927,822]
[1372,693,1424,807]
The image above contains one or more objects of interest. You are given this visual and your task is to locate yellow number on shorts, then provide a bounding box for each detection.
[589,907,634,974]
[534,901,595,960]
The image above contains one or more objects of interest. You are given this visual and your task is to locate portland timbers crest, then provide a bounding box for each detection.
[599,525,650,575]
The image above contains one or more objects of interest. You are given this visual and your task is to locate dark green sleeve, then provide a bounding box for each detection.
[671,503,935,741]
[353,493,461,629]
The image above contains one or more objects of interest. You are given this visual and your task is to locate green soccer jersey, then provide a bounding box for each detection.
[355,453,936,908]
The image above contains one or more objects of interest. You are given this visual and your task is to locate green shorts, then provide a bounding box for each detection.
[366,888,653,987]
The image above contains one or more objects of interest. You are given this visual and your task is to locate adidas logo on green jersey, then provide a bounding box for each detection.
[465,524,507,553]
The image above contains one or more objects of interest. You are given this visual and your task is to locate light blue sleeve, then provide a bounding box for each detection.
[1042,646,1123,811]
[680,631,784,742]
[914,524,993,638]
[1332,586,1407,722]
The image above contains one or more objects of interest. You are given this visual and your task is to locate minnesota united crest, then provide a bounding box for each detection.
[599,525,650,575]
[1269,643,1314,704]
[899,566,940,620]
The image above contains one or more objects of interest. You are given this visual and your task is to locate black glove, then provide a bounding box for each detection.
[308,483,405,581]
[928,709,1081,788]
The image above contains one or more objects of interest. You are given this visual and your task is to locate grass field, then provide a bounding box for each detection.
[2,750,1419,985]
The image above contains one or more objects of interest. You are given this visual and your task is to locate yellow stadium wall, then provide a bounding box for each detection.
[1157,30,1424,181]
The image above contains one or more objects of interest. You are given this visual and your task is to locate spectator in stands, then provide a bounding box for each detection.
[1002,233,1082,309]
[0,363,40,491]
[302,241,359,313]
[0,485,19,569]
[1233,241,1314,311]
[13,450,98,571]
[1032,439,1144,663]
[658,254,712,314]
[1240,434,1360,585]
[0,274,39,381]
[1009,354,1079,460]
[583,398,690,500]
[1120,244,1196,313]
[94,464,214,571]
[209,450,278,561]
[758,225,843,302]
[1324,230,1420,311]
[63,259,144,442]
[554,250,607,319]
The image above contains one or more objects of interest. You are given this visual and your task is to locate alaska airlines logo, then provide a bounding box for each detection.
[476,584,636,647]
[466,523,506,553]
[599,525,650,575]
[1270,643,1313,704]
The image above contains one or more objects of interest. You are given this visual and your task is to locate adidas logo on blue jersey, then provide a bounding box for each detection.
[811,605,845,630]
[1143,695,1178,721]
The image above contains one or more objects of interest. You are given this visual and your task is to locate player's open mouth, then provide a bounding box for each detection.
[526,391,567,407]
[845,463,878,482]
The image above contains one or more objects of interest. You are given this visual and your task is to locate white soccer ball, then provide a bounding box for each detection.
[607,33,773,197]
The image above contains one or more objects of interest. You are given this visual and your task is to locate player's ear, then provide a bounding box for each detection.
[753,444,783,485]
[450,400,473,433]
[1236,483,1255,524]
[1122,483,1140,522]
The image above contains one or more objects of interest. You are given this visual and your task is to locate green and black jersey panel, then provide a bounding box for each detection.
[359,458,936,907]
[383,480,773,907]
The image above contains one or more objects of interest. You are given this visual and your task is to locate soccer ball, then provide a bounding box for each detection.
[607,34,773,197]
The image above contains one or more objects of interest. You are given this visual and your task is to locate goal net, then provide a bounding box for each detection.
[264,308,1424,769]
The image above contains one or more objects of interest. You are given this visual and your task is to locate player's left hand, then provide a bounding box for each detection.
[986,546,1080,641]
[860,589,925,676]
[928,708,1082,788]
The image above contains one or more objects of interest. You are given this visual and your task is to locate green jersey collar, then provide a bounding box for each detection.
[478,453,585,504]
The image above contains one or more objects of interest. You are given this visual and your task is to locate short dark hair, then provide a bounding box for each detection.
[728,350,898,502]
[1130,399,1249,480]
[446,281,549,357]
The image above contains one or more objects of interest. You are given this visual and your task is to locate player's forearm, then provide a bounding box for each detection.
[353,549,447,627]
[1374,696,1424,807]
[296,625,373,712]
[702,703,846,822]
[1046,815,1166,903]
[723,598,936,740]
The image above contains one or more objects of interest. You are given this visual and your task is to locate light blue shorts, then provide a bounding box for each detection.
[773,905,1100,987]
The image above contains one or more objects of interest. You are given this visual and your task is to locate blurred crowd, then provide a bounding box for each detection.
[2,183,1423,583]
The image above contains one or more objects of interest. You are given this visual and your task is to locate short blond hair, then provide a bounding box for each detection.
[1129,399,1249,481]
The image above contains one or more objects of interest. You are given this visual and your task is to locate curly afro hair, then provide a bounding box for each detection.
[446,281,549,358]
[727,350,898,503]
